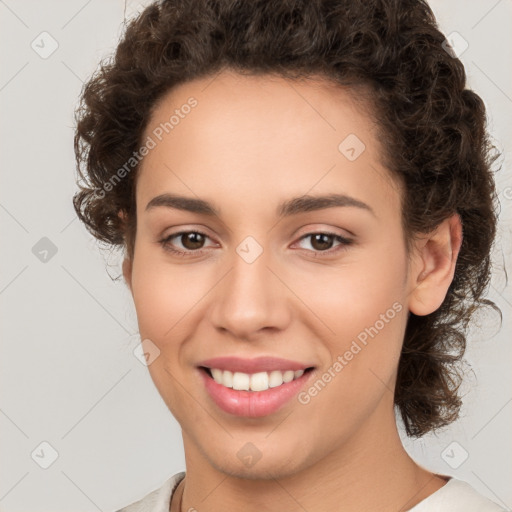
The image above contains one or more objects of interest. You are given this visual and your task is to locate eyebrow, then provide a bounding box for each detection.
[145,192,375,217]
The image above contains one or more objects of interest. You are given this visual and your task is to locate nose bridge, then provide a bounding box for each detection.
[209,236,289,337]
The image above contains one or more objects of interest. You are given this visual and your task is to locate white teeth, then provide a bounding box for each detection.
[208,367,307,391]
[250,372,269,391]
[268,370,283,388]
[223,370,233,388]
[232,372,250,390]
[211,368,223,384]
[282,370,295,383]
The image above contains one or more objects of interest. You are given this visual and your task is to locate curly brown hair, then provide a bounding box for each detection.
[72,0,501,437]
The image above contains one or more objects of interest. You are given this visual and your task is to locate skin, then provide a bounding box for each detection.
[121,69,462,512]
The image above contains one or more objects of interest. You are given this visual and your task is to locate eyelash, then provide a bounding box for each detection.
[158,230,353,257]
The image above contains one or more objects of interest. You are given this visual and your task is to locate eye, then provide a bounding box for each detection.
[158,230,353,257]
[159,230,215,256]
[294,232,353,255]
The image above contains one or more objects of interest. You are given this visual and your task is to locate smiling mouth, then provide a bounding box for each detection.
[199,366,315,392]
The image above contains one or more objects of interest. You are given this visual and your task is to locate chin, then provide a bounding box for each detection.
[200,439,312,481]
[212,456,305,481]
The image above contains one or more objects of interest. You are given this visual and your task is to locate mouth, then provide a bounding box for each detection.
[199,366,315,392]
[197,365,316,418]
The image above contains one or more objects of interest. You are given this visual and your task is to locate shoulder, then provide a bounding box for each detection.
[113,471,186,512]
[409,477,507,512]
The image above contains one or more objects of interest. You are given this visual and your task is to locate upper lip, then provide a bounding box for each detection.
[198,356,315,374]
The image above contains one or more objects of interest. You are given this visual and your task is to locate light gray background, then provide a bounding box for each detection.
[0,1,511,511]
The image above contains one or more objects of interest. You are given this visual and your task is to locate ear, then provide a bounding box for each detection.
[407,214,463,316]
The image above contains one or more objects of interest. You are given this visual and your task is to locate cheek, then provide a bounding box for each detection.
[298,246,408,381]
[294,257,407,439]
[130,248,212,341]
[299,251,406,335]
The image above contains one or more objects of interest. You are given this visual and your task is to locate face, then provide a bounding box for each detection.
[123,70,420,479]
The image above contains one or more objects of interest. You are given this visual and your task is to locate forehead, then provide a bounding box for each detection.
[136,69,400,218]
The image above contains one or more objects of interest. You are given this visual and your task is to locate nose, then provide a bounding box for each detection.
[208,244,292,340]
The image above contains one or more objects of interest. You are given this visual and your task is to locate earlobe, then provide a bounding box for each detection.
[408,214,463,316]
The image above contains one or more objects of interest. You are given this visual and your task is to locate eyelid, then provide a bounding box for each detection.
[293,223,356,240]
[159,226,354,257]
[161,228,217,249]
[292,231,353,254]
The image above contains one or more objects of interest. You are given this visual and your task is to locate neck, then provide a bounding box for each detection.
[178,400,447,512]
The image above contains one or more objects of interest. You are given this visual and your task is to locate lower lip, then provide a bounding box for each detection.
[199,368,314,418]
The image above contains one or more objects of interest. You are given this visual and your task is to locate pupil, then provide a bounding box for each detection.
[180,233,334,251]
[312,233,332,251]
[183,232,204,250]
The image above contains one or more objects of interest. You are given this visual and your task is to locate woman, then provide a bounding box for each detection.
[73,0,505,510]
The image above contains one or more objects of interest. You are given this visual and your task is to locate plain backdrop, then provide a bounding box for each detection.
[0,1,511,511]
